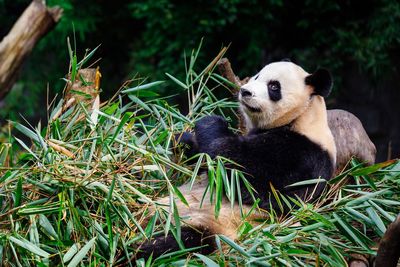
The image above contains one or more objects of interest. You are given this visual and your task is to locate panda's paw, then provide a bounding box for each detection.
[175,132,195,147]
[175,132,199,159]
[195,115,229,133]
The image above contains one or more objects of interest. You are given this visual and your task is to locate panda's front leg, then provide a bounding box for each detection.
[195,115,233,142]
[194,115,236,156]
[175,131,199,160]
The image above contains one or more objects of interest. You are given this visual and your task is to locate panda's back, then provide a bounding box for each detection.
[234,126,334,209]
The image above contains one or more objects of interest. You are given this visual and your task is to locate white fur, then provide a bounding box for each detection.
[151,62,336,243]
[239,62,312,129]
[239,62,336,162]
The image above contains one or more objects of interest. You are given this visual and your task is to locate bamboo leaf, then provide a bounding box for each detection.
[366,207,386,235]
[350,159,397,176]
[63,244,79,263]
[67,237,96,267]
[70,54,78,82]
[13,122,40,143]
[286,178,327,187]
[38,214,59,239]
[127,95,153,112]
[0,143,10,166]
[9,236,50,258]
[15,137,39,161]
[165,73,188,89]
[14,177,23,208]
[194,253,219,267]
[122,80,165,93]
[172,185,189,206]
[332,213,372,250]
[219,235,250,257]
[77,45,100,68]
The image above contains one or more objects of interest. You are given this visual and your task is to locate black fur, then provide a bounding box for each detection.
[136,226,215,259]
[267,80,282,102]
[192,115,333,210]
[138,116,334,259]
[240,87,253,98]
[175,132,198,161]
[305,68,333,97]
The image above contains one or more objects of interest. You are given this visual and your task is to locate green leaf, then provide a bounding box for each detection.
[172,200,182,244]
[0,143,10,166]
[14,177,22,208]
[333,213,371,250]
[286,178,327,187]
[38,214,59,239]
[172,185,189,206]
[127,95,153,112]
[13,122,40,143]
[366,207,386,235]
[63,244,79,263]
[122,80,165,93]
[77,45,100,68]
[350,159,397,176]
[276,231,297,243]
[346,189,389,206]
[15,137,39,161]
[67,237,96,267]
[165,73,188,89]
[219,235,250,257]
[70,54,78,82]
[9,236,50,258]
[194,253,219,267]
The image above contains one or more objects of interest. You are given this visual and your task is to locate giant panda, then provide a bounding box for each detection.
[136,61,337,259]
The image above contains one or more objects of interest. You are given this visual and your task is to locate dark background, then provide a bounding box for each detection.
[1,0,399,161]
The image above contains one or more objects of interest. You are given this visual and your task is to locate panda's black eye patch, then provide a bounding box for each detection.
[267,80,281,102]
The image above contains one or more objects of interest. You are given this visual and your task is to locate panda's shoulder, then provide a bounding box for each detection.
[245,127,326,153]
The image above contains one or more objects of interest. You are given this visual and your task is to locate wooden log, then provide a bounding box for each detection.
[64,68,101,105]
[51,68,101,121]
[327,109,376,172]
[0,0,63,100]
[217,58,248,133]
[216,58,377,171]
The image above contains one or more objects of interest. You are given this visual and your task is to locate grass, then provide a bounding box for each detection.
[0,44,399,267]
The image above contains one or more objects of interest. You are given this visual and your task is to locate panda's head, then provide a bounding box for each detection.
[239,61,332,130]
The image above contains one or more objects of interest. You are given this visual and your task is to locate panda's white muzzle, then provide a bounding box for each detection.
[239,87,261,113]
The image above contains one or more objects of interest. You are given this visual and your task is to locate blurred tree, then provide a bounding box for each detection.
[129,0,400,79]
[0,0,99,122]
[1,0,400,125]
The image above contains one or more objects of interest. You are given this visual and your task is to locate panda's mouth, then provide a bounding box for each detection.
[242,102,261,113]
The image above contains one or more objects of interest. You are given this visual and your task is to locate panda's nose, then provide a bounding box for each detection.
[240,88,253,97]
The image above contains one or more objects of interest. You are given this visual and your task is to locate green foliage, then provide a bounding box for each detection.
[2,0,400,123]
[0,47,400,266]
[128,0,285,79]
[129,0,400,79]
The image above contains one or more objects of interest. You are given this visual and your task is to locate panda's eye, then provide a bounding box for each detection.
[268,81,281,91]
[267,80,282,102]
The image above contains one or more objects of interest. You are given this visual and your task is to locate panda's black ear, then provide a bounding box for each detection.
[305,68,333,98]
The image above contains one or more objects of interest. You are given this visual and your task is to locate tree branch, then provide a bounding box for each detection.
[0,0,63,100]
